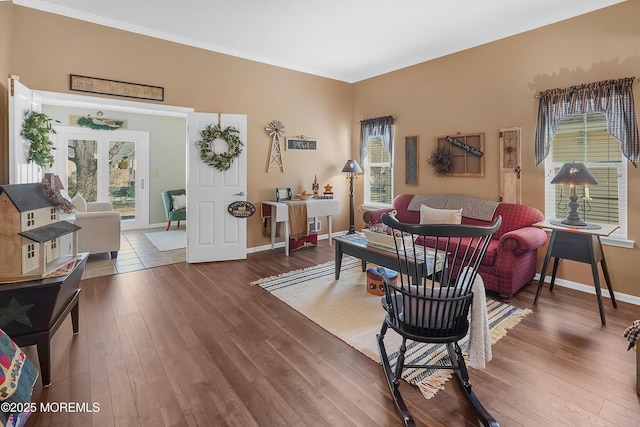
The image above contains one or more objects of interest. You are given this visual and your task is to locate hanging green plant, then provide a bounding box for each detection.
[196,124,243,171]
[21,111,61,169]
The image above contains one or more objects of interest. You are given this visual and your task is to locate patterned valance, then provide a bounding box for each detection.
[534,77,639,167]
[359,115,394,166]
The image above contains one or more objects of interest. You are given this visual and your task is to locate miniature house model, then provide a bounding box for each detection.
[0,183,80,281]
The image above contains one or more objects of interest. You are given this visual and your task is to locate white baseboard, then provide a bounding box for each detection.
[535,273,640,306]
[247,230,349,254]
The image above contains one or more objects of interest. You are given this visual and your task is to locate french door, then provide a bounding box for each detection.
[54,127,149,231]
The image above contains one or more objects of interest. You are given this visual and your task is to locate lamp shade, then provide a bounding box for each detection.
[341,159,362,174]
[550,162,598,186]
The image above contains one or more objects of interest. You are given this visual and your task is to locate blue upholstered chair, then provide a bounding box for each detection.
[161,189,186,231]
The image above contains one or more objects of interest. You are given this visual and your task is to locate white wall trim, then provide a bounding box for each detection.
[535,273,640,306]
[247,230,349,254]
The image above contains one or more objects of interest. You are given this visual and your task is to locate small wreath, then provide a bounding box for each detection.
[196,124,243,171]
[428,148,453,175]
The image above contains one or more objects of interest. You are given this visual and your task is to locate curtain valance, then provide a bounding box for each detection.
[534,77,638,167]
[359,116,394,165]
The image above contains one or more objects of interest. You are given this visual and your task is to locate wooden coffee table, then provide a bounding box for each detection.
[333,233,445,282]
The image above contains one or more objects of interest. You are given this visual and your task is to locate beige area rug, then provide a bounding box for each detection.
[252,257,531,399]
[144,229,187,251]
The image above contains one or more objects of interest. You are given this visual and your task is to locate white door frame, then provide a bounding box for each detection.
[11,87,249,260]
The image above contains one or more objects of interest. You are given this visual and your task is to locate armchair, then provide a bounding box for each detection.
[161,189,186,231]
[74,201,121,258]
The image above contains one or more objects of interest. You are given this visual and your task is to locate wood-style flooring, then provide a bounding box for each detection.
[23,241,640,426]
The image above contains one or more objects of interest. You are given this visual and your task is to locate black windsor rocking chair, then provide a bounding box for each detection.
[377,213,502,427]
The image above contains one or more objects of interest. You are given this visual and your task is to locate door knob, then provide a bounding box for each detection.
[235,191,245,196]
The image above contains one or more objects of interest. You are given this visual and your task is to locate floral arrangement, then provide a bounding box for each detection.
[21,111,60,169]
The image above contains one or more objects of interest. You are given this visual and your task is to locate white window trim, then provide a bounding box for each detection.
[363,135,394,205]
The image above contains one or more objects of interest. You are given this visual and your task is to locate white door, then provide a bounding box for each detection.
[187,113,248,263]
[8,77,43,184]
[55,127,150,230]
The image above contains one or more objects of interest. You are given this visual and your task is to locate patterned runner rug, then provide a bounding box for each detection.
[252,257,531,399]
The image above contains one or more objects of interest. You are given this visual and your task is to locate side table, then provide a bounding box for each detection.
[533,220,618,325]
[0,253,88,386]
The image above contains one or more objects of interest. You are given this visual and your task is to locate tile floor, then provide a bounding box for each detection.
[83,227,186,279]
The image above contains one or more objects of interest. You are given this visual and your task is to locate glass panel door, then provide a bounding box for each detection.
[67,139,98,200]
[56,127,149,231]
[109,140,136,221]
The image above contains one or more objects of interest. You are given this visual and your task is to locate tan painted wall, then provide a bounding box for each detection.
[352,0,640,298]
[5,5,353,248]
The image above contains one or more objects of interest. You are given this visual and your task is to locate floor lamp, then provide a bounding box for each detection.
[342,159,362,234]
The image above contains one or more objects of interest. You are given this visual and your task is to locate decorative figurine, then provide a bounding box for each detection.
[323,184,333,195]
[312,175,319,198]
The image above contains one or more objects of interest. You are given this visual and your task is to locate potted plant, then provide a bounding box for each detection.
[21,111,60,169]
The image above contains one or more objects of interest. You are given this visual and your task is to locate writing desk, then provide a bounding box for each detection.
[261,199,341,256]
[533,220,618,325]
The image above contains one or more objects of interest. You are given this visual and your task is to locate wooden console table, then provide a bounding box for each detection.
[533,220,618,325]
[0,253,88,386]
[261,199,341,256]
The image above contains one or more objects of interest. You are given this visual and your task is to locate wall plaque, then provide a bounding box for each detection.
[70,74,164,101]
[228,201,256,218]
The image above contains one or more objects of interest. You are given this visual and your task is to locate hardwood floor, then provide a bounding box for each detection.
[24,241,640,426]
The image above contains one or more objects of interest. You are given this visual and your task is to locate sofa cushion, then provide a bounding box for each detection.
[420,205,462,225]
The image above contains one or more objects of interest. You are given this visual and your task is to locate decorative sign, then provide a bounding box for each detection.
[405,136,418,185]
[70,74,164,101]
[286,136,317,150]
[228,201,256,218]
[446,135,483,157]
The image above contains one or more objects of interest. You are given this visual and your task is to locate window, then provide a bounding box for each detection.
[545,113,628,241]
[364,135,393,205]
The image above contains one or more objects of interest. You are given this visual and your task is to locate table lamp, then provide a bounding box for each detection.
[550,162,598,227]
[342,159,362,234]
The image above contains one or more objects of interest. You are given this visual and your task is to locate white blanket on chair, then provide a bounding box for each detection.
[468,272,492,369]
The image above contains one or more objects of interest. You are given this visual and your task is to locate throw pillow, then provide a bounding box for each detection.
[71,193,87,212]
[419,205,462,225]
[171,194,186,211]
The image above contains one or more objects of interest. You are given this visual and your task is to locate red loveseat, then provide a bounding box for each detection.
[363,194,548,300]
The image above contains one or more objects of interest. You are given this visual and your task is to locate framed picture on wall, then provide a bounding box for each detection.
[405,136,418,185]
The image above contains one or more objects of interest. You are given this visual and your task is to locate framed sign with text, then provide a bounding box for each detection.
[70,74,164,101]
[286,137,317,150]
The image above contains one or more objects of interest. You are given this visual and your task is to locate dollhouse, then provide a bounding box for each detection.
[0,182,79,281]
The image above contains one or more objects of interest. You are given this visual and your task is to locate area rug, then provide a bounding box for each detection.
[252,257,531,400]
[144,229,187,251]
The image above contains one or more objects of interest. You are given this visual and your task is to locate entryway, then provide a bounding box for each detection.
[83,228,186,278]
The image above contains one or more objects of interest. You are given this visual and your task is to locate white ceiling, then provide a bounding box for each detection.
[14,0,626,83]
